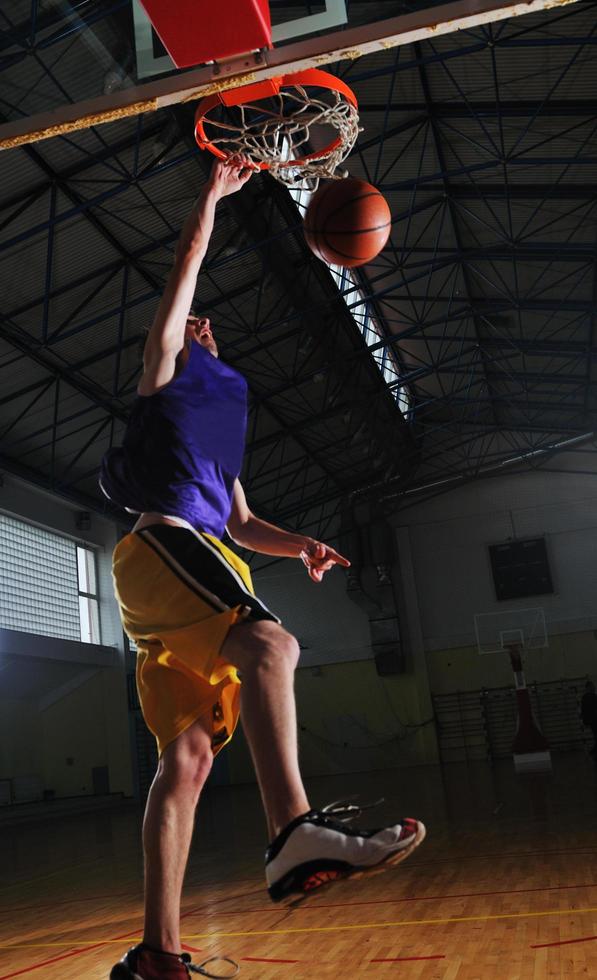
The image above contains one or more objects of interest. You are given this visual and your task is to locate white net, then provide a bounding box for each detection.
[199,83,360,187]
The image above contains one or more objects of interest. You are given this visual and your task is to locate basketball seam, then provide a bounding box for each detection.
[304,181,390,266]
[318,190,385,226]
[321,230,365,262]
[305,222,391,236]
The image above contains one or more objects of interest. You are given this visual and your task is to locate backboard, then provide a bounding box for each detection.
[0,0,580,151]
[474,607,548,656]
[133,1,349,78]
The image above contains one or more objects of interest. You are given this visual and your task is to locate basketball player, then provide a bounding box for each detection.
[102,156,425,980]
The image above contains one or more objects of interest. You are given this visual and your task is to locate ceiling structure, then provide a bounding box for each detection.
[0,0,596,550]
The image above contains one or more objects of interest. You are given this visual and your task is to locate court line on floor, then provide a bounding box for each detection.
[199,880,597,915]
[2,844,595,908]
[0,929,142,980]
[0,888,209,978]
[179,904,597,939]
[3,902,597,954]
[5,875,597,920]
[0,883,263,917]
[405,846,597,866]
[0,937,443,974]
[531,934,597,949]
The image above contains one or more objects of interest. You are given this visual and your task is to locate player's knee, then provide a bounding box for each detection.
[232,621,300,674]
[259,622,300,672]
[159,736,213,794]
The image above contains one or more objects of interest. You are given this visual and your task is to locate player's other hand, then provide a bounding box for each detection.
[207,154,256,199]
[300,539,350,583]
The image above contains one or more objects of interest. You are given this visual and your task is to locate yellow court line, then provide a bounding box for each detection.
[3,905,597,949]
[184,905,597,938]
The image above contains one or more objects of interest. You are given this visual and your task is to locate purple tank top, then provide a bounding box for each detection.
[100,342,248,538]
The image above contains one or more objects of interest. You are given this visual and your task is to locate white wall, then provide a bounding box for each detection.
[253,557,372,667]
[394,452,597,690]
[242,545,440,777]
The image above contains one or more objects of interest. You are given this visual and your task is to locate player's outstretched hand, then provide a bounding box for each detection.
[300,539,350,583]
[207,154,256,198]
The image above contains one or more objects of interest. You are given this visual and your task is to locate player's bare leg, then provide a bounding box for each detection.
[222,619,426,901]
[142,713,213,952]
[222,620,309,840]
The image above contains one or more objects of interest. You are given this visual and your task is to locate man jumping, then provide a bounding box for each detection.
[102,156,425,980]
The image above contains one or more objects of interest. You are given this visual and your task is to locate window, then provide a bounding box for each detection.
[77,545,101,644]
[0,512,101,644]
[289,180,410,415]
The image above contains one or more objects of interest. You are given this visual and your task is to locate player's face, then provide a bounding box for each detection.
[186,315,218,358]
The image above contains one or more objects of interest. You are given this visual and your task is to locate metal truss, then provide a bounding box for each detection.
[0,0,596,535]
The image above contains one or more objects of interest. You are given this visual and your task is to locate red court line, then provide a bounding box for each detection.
[5,879,597,920]
[178,888,270,919]
[0,944,109,979]
[0,929,139,980]
[531,935,597,949]
[371,955,446,962]
[4,851,596,918]
[189,880,597,917]
[0,893,232,978]
[0,884,264,918]
[407,846,597,868]
[294,880,597,909]
[4,877,594,977]
[0,886,262,919]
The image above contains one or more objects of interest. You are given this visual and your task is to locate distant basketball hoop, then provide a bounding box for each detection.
[474,608,550,774]
[474,607,548,656]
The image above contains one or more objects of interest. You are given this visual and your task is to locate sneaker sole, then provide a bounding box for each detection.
[351,819,426,881]
[271,819,427,902]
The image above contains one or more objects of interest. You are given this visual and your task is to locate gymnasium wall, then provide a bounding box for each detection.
[0,698,41,788]
[250,558,371,668]
[40,669,131,798]
[226,554,438,782]
[0,474,133,801]
[228,455,597,781]
[393,453,597,694]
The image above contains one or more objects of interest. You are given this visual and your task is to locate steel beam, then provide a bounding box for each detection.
[0,0,580,150]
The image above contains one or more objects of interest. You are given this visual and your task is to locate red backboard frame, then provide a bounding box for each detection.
[137,0,272,68]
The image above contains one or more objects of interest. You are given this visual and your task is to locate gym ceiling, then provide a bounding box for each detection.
[0,0,595,546]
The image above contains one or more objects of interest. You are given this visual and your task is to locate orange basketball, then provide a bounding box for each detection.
[303,178,391,268]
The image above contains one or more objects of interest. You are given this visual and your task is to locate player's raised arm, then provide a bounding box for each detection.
[227,479,350,581]
[140,155,253,393]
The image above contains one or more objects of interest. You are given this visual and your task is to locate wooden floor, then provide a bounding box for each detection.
[1,756,597,979]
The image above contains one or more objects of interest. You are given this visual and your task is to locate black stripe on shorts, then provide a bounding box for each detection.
[137,525,280,624]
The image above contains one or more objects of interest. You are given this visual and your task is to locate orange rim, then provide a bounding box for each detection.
[194,69,358,169]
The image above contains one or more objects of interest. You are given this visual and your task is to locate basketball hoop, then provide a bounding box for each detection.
[194,69,359,187]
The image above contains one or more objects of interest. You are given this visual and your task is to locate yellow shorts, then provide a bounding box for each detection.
[112,524,279,756]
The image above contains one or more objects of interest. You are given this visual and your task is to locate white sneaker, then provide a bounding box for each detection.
[265,809,426,901]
